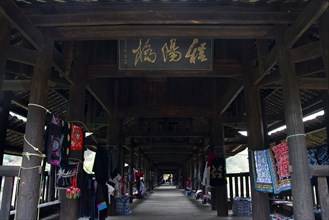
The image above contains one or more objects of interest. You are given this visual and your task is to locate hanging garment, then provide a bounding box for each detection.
[268,142,291,194]
[201,161,210,187]
[60,121,71,166]
[252,149,274,193]
[45,115,62,166]
[70,124,84,151]
[93,146,109,184]
[315,145,329,165]
[209,157,227,186]
[56,163,78,188]
[207,152,216,167]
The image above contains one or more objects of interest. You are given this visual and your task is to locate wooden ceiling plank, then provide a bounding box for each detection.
[284,0,329,48]
[0,0,45,50]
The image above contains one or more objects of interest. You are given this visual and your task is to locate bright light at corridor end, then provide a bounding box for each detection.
[239,110,325,137]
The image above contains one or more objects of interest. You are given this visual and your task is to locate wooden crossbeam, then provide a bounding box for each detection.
[255,0,329,85]
[284,0,329,48]
[87,63,242,78]
[119,106,214,118]
[55,25,275,40]
[218,79,243,114]
[86,81,111,114]
[290,41,322,63]
[0,0,45,50]
[28,11,298,27]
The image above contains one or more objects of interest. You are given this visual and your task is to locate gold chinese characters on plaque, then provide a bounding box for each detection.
[119,38,213,70]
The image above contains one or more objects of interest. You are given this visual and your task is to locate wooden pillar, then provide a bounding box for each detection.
[242,40,270,220]
[0,15,10,185]
[129,138,134,203]
[0,15,10,97]
[212,117,228,216]
[277,30,315,220]
[59,42,87,220]
[15,36,53,220]
[319,10,329,78]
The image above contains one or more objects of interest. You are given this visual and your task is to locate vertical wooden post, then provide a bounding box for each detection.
[59,42,87,220]
[212,116,228,216]
[319,10,329,220]
[15,36,53,220]
[277,29,315,220]
[0,14,11,185]
[129,138,134,203]
[319,10,329,77]
[0,177,14,219]
[0,15,10,97]
[242,40,270,220]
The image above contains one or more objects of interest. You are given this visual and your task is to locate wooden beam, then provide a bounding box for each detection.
[218,79,243,114]
[86,80,111,114]
[254,45,278,85]
[290,41,322,63]
[16,2,290,14]
[284,0,329,48]
[309,165,329,176]
[87,62,242,78]
[28,10,298,27]
[0,166,19,177]
[119,106,213,118]
[7,45,37,66]
[3,80,68,91]
[124,131,208,138]
[0,0,45,50]
[55,25,275,40]
[298,77,327,89]
[261,77,328,90]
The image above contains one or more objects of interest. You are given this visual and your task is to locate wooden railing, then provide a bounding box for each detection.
[309,165,329,220]
[227,168,328,219]
[0,166,59,220]
[226,172,251,207]
[0,166,20,220]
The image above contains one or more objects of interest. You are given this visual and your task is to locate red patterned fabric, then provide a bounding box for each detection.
[70,124,84,151]
[268,141,291,194]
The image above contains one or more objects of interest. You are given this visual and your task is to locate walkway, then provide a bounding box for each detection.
[108,184,251,220]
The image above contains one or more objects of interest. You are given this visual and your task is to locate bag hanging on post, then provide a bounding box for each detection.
[66,176,80,199]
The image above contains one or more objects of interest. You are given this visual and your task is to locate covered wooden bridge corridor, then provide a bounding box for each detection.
[0,0,329,220]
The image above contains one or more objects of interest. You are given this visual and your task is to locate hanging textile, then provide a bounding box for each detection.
[201,161,210,187]
[56,162,78,188]
[209,157,227,186]
[307,148,318,165]
[93,146,109,184]
[60,121,71,165]
[207,152,216,167]
[252,149,274,193]
[315,145,329,165]
[268,142,291,194]
[45,115,62,166]
[70,124,84,151]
